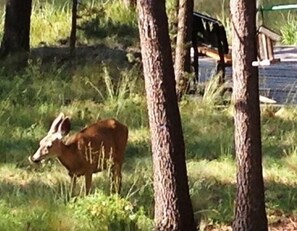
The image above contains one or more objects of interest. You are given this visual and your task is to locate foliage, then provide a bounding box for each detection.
[69,192,153,231]
[280,13,297,45]
[76,0,138,47]
[193,0,297,45]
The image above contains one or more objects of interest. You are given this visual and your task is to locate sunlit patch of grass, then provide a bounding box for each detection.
[188,157,236,184]
[0,0,138,48]
[74,0,138,47]
[0,193,85,231]
[30,0,72,47]
[283,148,297,173]
[264,162,297,185]
[180,100,234,160]
[0,163,82,231]
[275,106,297,121]
[280,13,297,45]
[128,128,150,146]
[104,0,137,26]
[186,156,236,224]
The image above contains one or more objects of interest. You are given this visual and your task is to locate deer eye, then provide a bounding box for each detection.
[41,147,49,155]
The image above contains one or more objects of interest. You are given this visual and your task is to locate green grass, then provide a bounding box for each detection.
[0,1,297,230]
[30,1,72,47]
[0,0,138,48]
[279,13,297,45]
[2,62,297,229]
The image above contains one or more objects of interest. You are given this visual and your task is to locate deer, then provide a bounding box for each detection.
[29,112,128,195]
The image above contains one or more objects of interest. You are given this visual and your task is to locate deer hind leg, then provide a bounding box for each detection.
[85,173,93,195]
[110,163,122,194]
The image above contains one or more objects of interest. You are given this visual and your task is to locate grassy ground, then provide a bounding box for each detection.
[1,67,297,230]
[0,1,297,230]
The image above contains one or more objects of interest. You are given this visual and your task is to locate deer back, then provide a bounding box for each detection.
[65,119,128,172]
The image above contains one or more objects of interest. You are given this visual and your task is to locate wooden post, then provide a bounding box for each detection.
[214,24,225,83]
[192,20,199,84]
[256,0,263,27]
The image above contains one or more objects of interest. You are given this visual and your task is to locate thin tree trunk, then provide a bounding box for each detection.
[175,0,193,97]
[137,0,196,230]
[230,0,268,230]
[70,0,78,55]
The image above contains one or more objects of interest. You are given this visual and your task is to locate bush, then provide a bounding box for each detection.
[69,192,153,231]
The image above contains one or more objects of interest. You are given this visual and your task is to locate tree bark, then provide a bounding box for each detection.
[174,0,193,97]
[70,0,78,55]
[0,0,32,60]
[230,0,268,230]
[137,0,196,230]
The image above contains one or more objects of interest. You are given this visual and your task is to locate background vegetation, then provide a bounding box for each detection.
[0,0,297,230]
[194,0,297,45]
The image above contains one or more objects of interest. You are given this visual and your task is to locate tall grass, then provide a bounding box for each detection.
[30,1,72,47]
[280,13,297,45]
[0,0,138,48]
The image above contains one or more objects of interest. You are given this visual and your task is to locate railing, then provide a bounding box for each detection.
[258,4,297,12]
[257,3,297,25]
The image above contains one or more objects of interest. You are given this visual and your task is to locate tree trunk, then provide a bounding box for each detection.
[70,0,78,55]
[137,1,196,230]
[0,0,32,60]
[174,0,193,97]
[230,0,268,230]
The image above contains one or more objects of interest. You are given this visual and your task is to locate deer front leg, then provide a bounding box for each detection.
[70,174,77,197]
[85,173,93,195]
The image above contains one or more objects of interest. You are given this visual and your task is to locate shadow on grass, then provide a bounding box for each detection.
[0,42,138,75]
[261,115,297,159]
[183,112,297,162]
[190,177,297,226]
[0,137,36,164]
[79,17,138,47]
[30,43,132,66]
[0,178,69,204]
[265,181,297,215]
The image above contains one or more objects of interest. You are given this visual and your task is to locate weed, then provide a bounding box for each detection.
[280,13,297,45]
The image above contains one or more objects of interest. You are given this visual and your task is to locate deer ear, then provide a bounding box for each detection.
[58,117,71,136]
[48,113,65,134]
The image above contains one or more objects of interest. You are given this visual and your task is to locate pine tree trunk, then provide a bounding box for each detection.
[175,0,193,97]
[137,0,196,230]
[0,0,32,60]
[70,0,78,55]
[230,0,268,230]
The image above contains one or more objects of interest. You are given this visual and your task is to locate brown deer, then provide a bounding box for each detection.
[30,112,128,195]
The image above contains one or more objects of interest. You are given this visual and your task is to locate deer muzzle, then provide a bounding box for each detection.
[30,149,44,163]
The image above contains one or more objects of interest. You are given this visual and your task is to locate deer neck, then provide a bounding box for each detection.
[57,141,82,173]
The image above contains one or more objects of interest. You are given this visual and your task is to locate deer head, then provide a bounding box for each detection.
[30,113,71,163]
